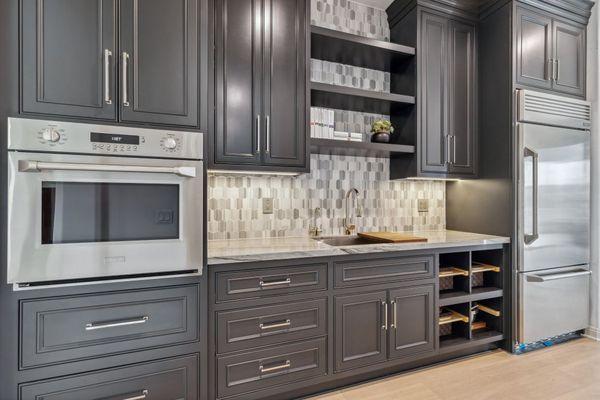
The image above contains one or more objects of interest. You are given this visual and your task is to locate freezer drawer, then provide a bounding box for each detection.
[519,266,590,344]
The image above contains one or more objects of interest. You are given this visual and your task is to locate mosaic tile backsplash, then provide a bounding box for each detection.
[311,0,390,41]
[208,154,446,240]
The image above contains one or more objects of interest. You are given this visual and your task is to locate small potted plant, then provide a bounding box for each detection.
[370,119,394,143]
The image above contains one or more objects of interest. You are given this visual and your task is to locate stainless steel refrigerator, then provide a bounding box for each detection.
[517,89,592,345]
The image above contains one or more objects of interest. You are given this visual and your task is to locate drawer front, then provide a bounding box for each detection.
[217,338,326,398]
[216,263,327,302]
[217,299,327,353]
[334,255,434,288]
[19,354,198,400]
[21,285,198,368]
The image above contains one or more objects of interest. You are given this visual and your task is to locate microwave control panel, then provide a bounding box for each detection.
[7,118,204,160]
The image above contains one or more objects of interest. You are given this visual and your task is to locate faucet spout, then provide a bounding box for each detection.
[344,188,360,235]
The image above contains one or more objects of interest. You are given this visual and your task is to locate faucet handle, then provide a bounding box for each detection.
[345,224,356,235]
[309,225,323,238]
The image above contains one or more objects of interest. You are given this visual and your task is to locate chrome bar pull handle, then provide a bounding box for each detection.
[266,115,271,153]
[555,59,560,81]
[122,52,130,106]
[256,115,261,154]
[452,134,457,165]
[85,316,149,331]
[381,301,388,330]
[103,49,112,105]
[524,147,539,244]
[391,300,397,329]
[121,390,149,400]
[445,134,451,165]
[259,319,291,330]
[259,278,291,288]
[547,59,553,81]
[259,360,291,374]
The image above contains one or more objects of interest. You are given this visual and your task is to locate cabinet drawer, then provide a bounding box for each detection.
[19,354,198,400]
[215,264,327,302]
[217,299,327,353]
[334,255,434,288]
[20,285,198,368]
[217,338,326,398]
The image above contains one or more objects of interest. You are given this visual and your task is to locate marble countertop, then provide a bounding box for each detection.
[207,230,510,265]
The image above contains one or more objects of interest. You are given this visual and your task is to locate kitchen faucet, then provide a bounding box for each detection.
[344,188,361,235]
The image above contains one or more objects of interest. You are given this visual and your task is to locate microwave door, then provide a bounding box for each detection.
[518,123,590,272]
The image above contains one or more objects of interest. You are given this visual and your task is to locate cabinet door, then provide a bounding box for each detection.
[22,0,116,119]
[214,0,262,165]
[119,0,198,126]
[262,0,307,167]
[389,285,436,360]
[515,6,553,90]
[334,291,388,372]
[448,20,476,176]
[419,12,449,174]
[552,20,585,97]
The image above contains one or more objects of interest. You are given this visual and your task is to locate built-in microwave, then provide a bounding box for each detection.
[7,118,204,286]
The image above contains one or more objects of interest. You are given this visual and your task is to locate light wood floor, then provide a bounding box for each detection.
[307,338,600,400]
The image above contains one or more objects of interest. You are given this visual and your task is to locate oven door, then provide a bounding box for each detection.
[8,152,203,284]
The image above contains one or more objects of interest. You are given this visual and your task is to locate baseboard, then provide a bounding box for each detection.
[584,326,600,341]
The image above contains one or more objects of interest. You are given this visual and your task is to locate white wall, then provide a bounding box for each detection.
[587,2,600,339]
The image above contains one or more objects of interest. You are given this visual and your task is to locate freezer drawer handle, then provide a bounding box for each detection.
[524,147,539,245]
[526,270,591,283]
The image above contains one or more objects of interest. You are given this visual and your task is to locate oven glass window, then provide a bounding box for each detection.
[41,182,179,244]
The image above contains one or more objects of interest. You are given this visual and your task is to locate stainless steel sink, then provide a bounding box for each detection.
[313,236,388,247]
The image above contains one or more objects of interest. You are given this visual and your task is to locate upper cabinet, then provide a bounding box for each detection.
[515,4,586,97]
[21,0,199,127]
[212,0,308,172]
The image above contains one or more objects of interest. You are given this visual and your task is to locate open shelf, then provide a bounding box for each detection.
[310,138,414,158]
[311,82,415,115]
[311,25,415,71]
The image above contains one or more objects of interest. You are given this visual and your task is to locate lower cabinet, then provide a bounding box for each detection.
[19,354,198,400]
[334,284,436,372]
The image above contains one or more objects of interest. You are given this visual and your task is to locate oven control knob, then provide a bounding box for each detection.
[42,128,61,143]
[163,137,178,150]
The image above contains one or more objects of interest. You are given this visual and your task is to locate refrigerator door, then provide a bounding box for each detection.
[519,265,591,344]
[518,123,590,272]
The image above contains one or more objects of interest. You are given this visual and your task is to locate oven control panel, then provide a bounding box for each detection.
[8,118,204,160]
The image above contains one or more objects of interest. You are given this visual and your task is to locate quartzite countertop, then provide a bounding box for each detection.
[207,230,510,265]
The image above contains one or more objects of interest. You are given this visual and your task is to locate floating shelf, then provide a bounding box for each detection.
[439,309,469,325]
[311,82,415,115]
[439,288,503,307]
[311,25,415,71]
[439,331,504,353]
[472,262,501,274]
[310,138,414,158]
[440,267,469,278]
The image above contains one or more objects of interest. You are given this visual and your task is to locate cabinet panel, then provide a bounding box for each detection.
[389,285,436,359]
[119,0,198,126]
[553,20,585,97]
[334,291,387,372]
[21,0,116,119]
[214,0,262,165]
[419,12,448,173]
[334,255,434,288]
[448,20,476,175]
[263,0,307,167]
[515,6,552,90]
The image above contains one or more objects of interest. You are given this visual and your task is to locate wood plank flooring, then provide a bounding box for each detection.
[307,338,600,400]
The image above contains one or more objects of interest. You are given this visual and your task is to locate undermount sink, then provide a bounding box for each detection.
[313,236,388,247]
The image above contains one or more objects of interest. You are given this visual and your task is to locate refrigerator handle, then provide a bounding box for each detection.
[524,147,539,245]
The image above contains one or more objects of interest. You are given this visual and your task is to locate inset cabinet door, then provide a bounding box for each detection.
[334,291,388,372]
[119,0,198,126]
[552,20,585,97]
[22,0,117,120]
[388,285,436,360]
[448,20,476,176]
[262,0,307,167]
[515,6,553,90]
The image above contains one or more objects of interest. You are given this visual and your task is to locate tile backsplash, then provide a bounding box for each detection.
[311,0,390,41]
[208,154,446,240]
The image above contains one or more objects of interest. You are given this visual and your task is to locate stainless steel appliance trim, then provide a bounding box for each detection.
[256,115,261,154]
[517,89,592,128]
[85,316,149,331]
[18,160,197,178]
[104,49,112,105]
[259,319,291,330]
[122,390,149,400]
[526,268,591,282]
[259,360,291,374]
[122,52,130,107]
[523,146,538,245]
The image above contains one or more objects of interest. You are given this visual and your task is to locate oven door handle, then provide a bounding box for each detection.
[18,160,197,178]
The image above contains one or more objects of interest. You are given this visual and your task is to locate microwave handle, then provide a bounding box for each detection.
[18,160,197,178]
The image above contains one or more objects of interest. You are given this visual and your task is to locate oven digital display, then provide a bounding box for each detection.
[90,132,140,145]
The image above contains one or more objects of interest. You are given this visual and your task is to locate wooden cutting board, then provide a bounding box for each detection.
[357,232,428,243]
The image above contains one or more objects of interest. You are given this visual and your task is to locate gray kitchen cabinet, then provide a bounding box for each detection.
[389,285,436,359]
[213,0,308,171]
[515,4,586,97]
[334,291,388,372]
[21,0,116,120]
[21,0,199,126]
[119,0,198,126]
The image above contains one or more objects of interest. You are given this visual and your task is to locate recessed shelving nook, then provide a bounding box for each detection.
[438,248,505,352]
